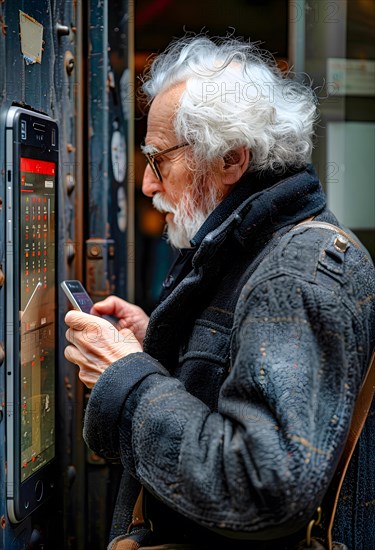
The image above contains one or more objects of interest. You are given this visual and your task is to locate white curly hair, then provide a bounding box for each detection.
[141,35,318,174]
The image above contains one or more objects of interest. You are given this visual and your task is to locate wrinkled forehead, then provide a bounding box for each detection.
[149,81,187,114]
[146,82,187,144]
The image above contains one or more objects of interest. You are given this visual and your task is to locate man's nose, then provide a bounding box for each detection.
[142,164,163,197]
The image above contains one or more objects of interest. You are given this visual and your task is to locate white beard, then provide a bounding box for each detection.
[152,185,221,249]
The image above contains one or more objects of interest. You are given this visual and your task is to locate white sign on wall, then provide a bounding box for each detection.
[327,58,375,97]
[327,122,375,229]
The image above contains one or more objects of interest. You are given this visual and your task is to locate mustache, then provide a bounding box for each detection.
[152,193,178,214]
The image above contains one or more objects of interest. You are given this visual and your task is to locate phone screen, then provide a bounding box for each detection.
[62,280,94,314]
[19,157,56,482]
[72,291,93,313]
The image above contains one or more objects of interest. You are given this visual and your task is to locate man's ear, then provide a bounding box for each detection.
[220,146,250,185]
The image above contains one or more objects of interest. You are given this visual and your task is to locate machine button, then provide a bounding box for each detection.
[35,480,44,502]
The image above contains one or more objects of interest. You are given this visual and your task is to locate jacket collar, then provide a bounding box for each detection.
[191,164,326,268]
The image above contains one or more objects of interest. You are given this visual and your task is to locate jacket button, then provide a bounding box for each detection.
[163,275,174,289]
[334,235,349,252]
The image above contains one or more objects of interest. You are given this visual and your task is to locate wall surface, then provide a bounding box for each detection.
[0,1,131,548]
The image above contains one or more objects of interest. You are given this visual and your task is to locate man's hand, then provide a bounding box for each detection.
[64,311,142,388]
[91,296,149,347]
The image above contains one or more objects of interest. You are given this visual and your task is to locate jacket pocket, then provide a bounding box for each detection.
[177,320,231,410]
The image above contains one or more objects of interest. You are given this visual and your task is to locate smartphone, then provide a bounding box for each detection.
[5,105,58,523]
[61,280,94,314]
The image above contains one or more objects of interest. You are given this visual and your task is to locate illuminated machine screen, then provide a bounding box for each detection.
[19,157,56,482]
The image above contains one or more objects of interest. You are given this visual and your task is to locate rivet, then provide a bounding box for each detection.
[64,50,75,76]
[90,452,103,463]
[90,246,101,257]
[66,143,76,153]
[56,23,70,37]
[334,235,349,252]
[65,173,75,195]
[65,241,76,264]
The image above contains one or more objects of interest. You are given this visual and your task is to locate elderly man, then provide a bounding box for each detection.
[64,36,375,549]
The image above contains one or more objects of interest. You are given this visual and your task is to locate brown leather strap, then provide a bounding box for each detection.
[133,487,145,527]
[325,349,375,549]
[292,220,375,547]
[293,220,364,251]
[127,487,145,532]
[110,538,141,550]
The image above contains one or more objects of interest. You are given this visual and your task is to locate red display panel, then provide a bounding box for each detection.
[20,158,56,176]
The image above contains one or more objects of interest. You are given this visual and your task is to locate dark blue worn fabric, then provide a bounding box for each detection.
[84,165,375,549]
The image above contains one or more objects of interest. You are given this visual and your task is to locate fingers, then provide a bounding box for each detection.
[64,344,102,389]
[65,312,135,348]
[65,310,97,329]
[91,296,128,318]
[90,298,149,347]
[65,312,132,341]
[65,310,113,340]
[64,326,98,348]
[64,308,142,365]
[64,343,87,367]
[63,306,143,390]
[77,370,96,389]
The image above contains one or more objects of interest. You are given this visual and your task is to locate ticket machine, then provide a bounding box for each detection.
[0,1,131,548]
[5,107,59,525]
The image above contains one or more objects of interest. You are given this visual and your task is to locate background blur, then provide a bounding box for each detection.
[133,0,375,312]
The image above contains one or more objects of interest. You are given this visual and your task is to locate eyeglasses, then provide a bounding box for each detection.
[142,142,188,182]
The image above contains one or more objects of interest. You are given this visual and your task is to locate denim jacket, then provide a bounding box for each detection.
[84,165,375,549]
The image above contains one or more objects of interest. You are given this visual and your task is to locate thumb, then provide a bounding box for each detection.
[91,296,131,319]
[91,297,114,314]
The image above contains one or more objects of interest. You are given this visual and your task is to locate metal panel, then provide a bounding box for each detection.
[85,1,133,546]
[0,1,86,548]
[0,0,133,546]
[87,0,131,301]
